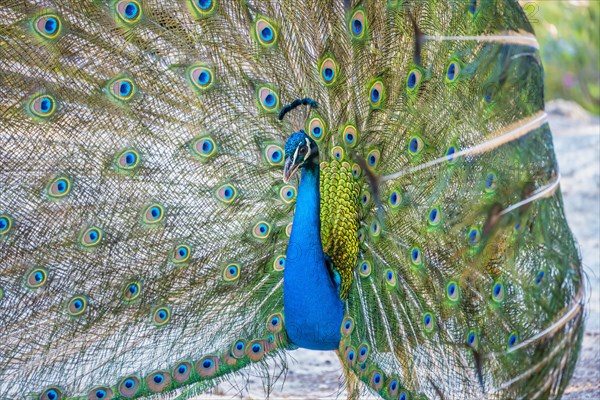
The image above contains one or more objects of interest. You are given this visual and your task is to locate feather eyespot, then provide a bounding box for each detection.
[410,247,422,266]
[81,227,103,247]
[264,144,284,166]
[285,222,292,237]
[446,146,458,163]
[255,18,277,46]
[468,227,480,245]
[247,340,266,362]
[116,1,141,23]
[197,356,219,377]
[357,343,369,362]
[387,378,399,398]
[26,267,47,289]
[351,163,362,178]
[370,371,383,391]
[307,116,325,141]
[142,204,164,224]
[367,149,380,168]
[446,62,460,82]
[428,208,441,226]
[258,87,279,111]
[359,260,371,277]
[231,339,246,358]
[399,391,409,400]
[34,15,62,39]
[172,245,191,263]
[41,387,63,400]
[342,125,359,147]
[344,346,356,366]
[173,361,192,382]
[535,270,545,285]
[423,312,434,332]
[48,176,71,198]
[319,58,338,85]
[370,220,381,237]
[152,307,171,326]
[331,146,344,160]
[215,184,237,204]
[192,0,215,14]
[192,135,217,159]
[223,263,240,282]
[67,296,87,316]
[360,191,371,206]
[341,317,354,336]
[388,189,401,208]
[408,136,423,155]
[123,282,141,301]
[446,281,460,301]
[469,0,478,14]
[88,387,113,400]
[119,376,139,398]
[485,172,496,191]
[385,269,396,286]
[273,255,285,271]
[349,9,365,38]
[466,330,479,349]
[29,94,56,118]
[492,281,505,302]
[115,149,140,170]
[267,313,283,333]
[407,69,421,90]
[279,185,296,204]
[507,331,519,349]
[252,221,271,239]
[369,81,384,106]
[146,371,170,392]
[189,65,214,90]
[108,78,135,101]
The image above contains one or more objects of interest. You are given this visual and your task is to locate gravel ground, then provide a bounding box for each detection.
[202,100,600,399]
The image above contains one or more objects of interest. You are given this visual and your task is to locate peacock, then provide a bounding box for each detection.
[0,0,585,399]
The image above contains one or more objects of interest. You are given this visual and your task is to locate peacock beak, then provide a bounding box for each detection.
[283,158,300,183]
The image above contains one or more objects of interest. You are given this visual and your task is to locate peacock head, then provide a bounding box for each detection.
[283,131,318,183]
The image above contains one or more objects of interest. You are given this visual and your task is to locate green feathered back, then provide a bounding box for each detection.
[0,1,583,399]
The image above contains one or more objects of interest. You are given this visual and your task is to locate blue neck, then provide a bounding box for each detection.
[284,160,343,350]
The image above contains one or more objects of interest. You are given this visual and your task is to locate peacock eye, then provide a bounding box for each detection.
[299,146,308,155]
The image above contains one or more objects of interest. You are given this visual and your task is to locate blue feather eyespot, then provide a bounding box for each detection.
[231,339,246,358]
[0,215,12,235]
[252,221,271,239]
[47,176,71,198]
[344,346,356,366]
[41,387,63,400]
[485,172,497,192]
[370,220,381,237]
[535,270,545,285]
[152,306,171,326]
[215,183,237,204]
[446,62,460,82]
[264,144,284,166]
[33,15,62,39]
[146,371,171,392]
[492,281,505,302]
[410,247,422,266]
[223,263,240,282]
[370,370,383,391]
[255,18,277,46]
[388,189,401,208]
[446,281,460,302]
[423,312,434,332]
[273,255,285,271]
[192,135,217,159]
[351,163,362,178]
[88,387,113,400]
[357,343,369,362]
[119,376,139,398]
[385,269,397,287]
[173,361,192,383]
[26,267,48,289]
[29,94,56,119]
[428,208,441,226]
[286,222,293,238]
[142,203,164,224]
[247,340,266,362]
[115,149,140,170]
[116,1,142,23]
[197,355,219,377]
[67,296,87,316]
[408,136,424,155]
[342,125,359,147]
[191,0,215,15]
[366,149,380,169]
[359,260,372,277]
[469,0,478,14]
[341,317,354,336]
[387,378,399,397]
[123,281,141,301]
[446,146,457,163]
[189,65,214,90]
[468,227,481,245]
[358,228,366,243]
[406,69,422,90]
[349,9,365,38]
[399,391,409,400]
[172,245,191,263]
[360,191,371,207]
[369,81,384,106]
[81,227,103,247]
[319,58,338,85]
[279,185,296,204]
[108,78,136,101]
[466,329,479,349]
[331,146,344,160]
[267,313,283,333]
[507,331,519,349]
[307,117,326,141]
[257,86,279,111]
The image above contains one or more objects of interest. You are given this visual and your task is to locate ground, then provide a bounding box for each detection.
[204,100,600,399]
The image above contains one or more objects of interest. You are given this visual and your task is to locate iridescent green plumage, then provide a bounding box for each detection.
[0,0,584,399]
